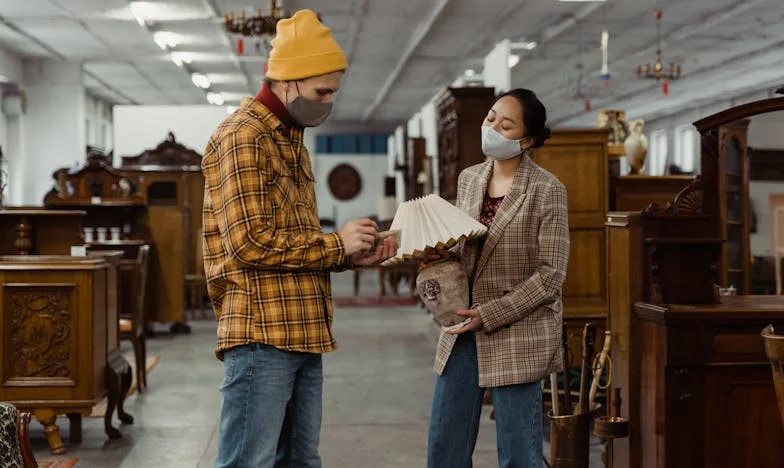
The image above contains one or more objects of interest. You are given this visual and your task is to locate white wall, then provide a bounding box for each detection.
[85,93,114,152]
[314,154,388,228]
[113,105,230,157]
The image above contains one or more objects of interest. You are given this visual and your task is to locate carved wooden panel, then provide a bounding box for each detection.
[2,284,76,386]
[121,132,202,167]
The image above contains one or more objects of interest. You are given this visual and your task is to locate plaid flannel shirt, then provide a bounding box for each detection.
[202,97,349,360]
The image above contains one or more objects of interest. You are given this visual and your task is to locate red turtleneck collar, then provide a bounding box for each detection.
[254,81,295,129]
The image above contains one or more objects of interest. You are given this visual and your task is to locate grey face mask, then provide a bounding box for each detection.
[286,82,333,127]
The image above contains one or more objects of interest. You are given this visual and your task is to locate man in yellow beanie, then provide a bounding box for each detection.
[202,9,398,468]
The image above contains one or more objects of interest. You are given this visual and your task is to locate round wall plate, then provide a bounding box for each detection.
[328,163,362,201]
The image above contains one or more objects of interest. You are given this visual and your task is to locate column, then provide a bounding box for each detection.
[483,39,511,94]
[22,59,86,205]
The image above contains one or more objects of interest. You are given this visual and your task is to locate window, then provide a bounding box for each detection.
[647,129,668,175]
[674,125,697,172]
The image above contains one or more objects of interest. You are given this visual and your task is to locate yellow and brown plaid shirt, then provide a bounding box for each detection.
[202,96,349,360]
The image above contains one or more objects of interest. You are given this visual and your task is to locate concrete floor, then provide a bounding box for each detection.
[31,271,603,467]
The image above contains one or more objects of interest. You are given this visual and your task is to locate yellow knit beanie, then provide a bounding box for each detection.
[266,9,347,81]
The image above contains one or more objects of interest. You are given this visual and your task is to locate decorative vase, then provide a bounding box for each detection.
[416,260,471,331]
[624,119,649,175]
[597,109,629,145]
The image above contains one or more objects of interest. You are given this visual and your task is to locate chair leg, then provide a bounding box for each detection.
[140,333,148,390]
[132,334,143,393]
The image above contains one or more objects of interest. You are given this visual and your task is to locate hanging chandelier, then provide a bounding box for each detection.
[223,0,290,53]
[636,10,681,81]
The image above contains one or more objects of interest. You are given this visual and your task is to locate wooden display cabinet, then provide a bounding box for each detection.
[119,132,204,330]
[717,120,751,293]
[435,87,495,201]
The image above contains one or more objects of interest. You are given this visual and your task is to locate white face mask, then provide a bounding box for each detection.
[481,126,525,160]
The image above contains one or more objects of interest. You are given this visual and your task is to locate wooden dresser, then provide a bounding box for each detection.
[633,297,784,468]
[435,87,495,201]
[0,254,131,454]
[611,175,694,212]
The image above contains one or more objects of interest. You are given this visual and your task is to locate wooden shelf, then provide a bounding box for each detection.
[46,199,145,207]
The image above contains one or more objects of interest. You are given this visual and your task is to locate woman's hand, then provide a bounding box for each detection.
[446,309,483,334]
[422,247,453,262]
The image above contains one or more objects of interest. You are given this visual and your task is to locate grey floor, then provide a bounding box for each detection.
[31,271,603,467]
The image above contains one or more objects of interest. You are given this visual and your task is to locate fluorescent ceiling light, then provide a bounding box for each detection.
[511,40,537,50]
[0,74,9,83]
[191,73,211,89]
[226,106,238,114]
[464,69,475,77]
[171,52,192,67]
[207,92,225,105]
[507,54,520,68]
[153,31,178,50]
[129,2,156,26]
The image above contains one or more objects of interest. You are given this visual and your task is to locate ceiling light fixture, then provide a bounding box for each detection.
[170,52,192,67]
[207,92,225,105]
[507,54,520,68]
[129,1,156,26]
[511,41,537,50]
[224,0,293,53]
[636,10,681,82]
[191,73,211,89]
[153,31,178,50]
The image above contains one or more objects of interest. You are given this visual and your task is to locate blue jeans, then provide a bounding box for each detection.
[214,343,323,468]
[428,333,543,468]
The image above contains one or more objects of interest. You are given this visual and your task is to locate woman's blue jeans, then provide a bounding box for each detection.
[427,332,543,468]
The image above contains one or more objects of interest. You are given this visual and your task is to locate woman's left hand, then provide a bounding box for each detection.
[447,309,483,334]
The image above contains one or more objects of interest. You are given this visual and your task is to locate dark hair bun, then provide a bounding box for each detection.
[535,126,552,147]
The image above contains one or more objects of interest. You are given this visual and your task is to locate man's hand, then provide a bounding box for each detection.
[422,246,453,262]
[351,236,398,267]
[338,219,378,256]
[446,309,483,335]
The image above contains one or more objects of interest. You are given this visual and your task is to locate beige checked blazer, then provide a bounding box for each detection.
[433,156,570,388]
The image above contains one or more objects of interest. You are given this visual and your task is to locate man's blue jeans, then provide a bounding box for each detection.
[427,332,543,468]
[214,343,323,468]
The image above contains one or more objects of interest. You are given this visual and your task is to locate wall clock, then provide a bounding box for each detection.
[328,163,362,201]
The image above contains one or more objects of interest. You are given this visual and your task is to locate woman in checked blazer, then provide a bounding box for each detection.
[426,88,570,468]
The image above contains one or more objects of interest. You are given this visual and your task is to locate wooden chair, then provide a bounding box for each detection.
[0,403,37,468]
[120,244,150,392]
[762,324,784,431]
[774,205,784,295]
[184,228,208,318]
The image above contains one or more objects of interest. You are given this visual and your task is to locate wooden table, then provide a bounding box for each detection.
[632,296,784,468]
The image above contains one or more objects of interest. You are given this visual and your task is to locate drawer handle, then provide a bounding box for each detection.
[679,393,692,401]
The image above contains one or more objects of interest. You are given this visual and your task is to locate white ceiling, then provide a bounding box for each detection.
[0,0,782,127]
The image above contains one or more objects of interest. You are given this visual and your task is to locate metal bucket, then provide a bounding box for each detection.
[547,406,600,468]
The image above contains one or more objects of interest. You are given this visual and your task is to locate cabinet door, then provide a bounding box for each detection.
[703,366,784,467]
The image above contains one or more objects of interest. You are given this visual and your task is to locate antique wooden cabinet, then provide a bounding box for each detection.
[531,129,610,363]
[435,87,495,201]
[0,209,85,255]
[633,297,784,468]
[0,255,131,454]
[611,175,695,212]
[119,132,204,330]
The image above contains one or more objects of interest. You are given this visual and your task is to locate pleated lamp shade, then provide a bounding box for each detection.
[382,194,487,265]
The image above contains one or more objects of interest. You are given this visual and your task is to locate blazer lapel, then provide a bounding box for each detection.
[467,161,492,220]
[474,157,533,278]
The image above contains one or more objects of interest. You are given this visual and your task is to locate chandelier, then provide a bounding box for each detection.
[636,10,681,81]
[223,0,289,53]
